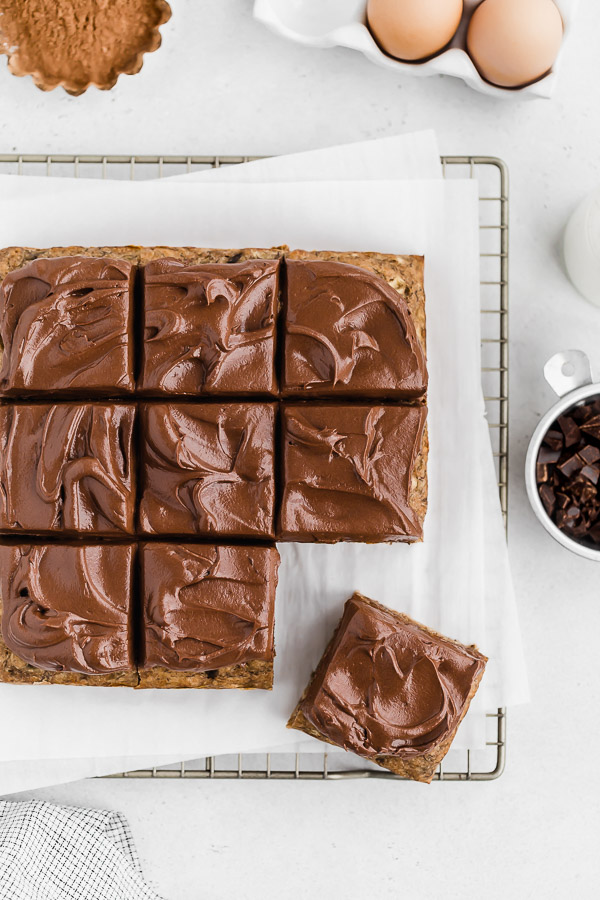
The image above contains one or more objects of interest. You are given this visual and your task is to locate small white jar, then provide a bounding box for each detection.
[563,188,600,306]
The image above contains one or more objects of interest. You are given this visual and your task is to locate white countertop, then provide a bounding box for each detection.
[1,2,599,898]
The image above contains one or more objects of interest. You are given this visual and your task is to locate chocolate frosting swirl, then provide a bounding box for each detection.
[142,543,279,672]
[0,256,134,395]
[0,404,135,534]
[142,258,279,394]
[0,543,133,674]
[139,402,276,537]
[300,596,486,758]
[280,404,426,541]
[284,260,427,398]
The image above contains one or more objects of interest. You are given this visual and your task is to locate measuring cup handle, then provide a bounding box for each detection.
[544,350,593,398]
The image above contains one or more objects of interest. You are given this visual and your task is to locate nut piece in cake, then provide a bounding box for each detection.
[288,593,487,783]
[0,404,136,535]
[0,257,135,396]
[139,403,276,538]
[141,258,280,396]
[278,404,427,542]
[0,543,135,677]
[139,543,279,689]
[283,258,427,399]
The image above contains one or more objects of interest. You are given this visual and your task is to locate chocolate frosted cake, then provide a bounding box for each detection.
[138,402,276,538]
[0,245,428,688]
[0,540,278,689]
[284,256,427,399]
[0,543,137,686]
[141,258,280,396]
[139,543,278,689]
[0,256,135,396]
[288,593,487,783]
[279,404,428,542]
[0,403,136,535]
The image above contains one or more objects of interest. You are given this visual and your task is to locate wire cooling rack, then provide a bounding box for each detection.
[0,154,508,781]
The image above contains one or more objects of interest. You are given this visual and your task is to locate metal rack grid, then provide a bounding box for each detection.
[0,154,508,781]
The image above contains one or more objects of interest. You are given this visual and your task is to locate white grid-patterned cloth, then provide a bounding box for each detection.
[0,800,162,900]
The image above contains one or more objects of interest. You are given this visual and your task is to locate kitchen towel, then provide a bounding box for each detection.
[0,800,160,900]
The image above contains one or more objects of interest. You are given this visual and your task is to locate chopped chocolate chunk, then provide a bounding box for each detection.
[579,444,600,465]
[580,465,600,486]
[581,415,600,441]
[538,446,561,465]
[539,483,556,516]
[558,454,582,478]
[571,404,589,423]
[556,508,576,530]
[570,477,597,505]
[587,523,600,543]
[543,429,564,451]
[537,395,600,548]
[558,415,581,447]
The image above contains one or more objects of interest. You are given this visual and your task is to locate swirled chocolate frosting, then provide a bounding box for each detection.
[142,543,279,671]
[0,404,135,534]
[139,402,276,537]
[299,594,486,758]
[284,260,427,399]
[0,543,134,674]
[0,257,135,396]
[279,404,427,541]
[141,258,280,395]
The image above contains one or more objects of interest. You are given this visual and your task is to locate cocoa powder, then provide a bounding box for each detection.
[0,0,171,93]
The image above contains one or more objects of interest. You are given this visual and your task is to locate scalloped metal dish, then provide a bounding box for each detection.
[0,154,508,781]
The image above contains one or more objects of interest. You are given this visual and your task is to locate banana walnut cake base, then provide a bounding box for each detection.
[287,593,487,784]
[0,245,428,687]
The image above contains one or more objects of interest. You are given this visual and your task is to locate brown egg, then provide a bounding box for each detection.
[467,0,564,88]
[367,0,463,62]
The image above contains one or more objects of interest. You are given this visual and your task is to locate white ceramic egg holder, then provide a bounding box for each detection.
[254,0,578,99]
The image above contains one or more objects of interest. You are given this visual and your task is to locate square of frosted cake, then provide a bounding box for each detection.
[0,543,136,686]
[141,258,280,395]
[278,404,428,542]
[288,593,487,783]
[0,256,135,396]
[138,402,276,538]
[138,543,279,689]
[283,256,427,399]
[0,403,136,535]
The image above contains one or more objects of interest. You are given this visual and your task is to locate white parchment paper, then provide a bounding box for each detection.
[0,133,527,788]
